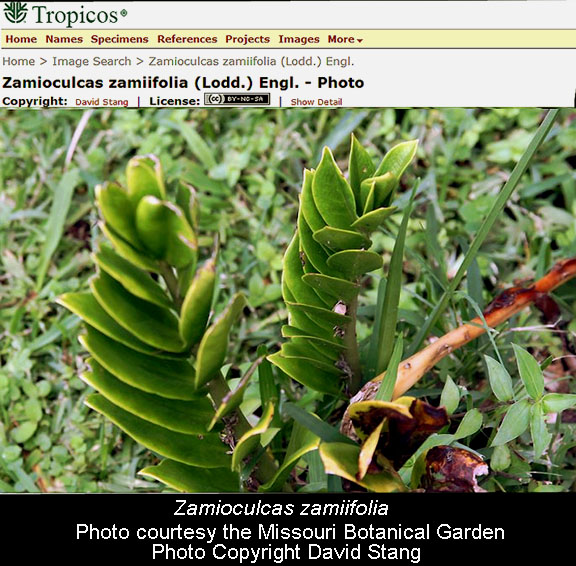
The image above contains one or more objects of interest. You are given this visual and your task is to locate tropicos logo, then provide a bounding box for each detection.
[3,2,128,27]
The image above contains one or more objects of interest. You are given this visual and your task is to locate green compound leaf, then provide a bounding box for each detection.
[278,343,341,374]
[58,292,167,357]
[351,207,397,233]
[80,327,198,400]
[281,325,344,348]
[349,134,376,210]
[95,182,140,248]
[86,394,230,468]
[267,352,342,395]
[91,270,185,353]
[298,210,339,277]
[195,294,246,388]
[326,249,383,279]
[302,273,361,302]
[94,244,172,309]
[135,196,197,269]
[176,183,199,231]
[312,147,357,229]
[100,222,160,273]
[288,336,341,360]
[126,154,166,205]
[179,258,216,348]
[283,234,333,308]
[82,361,212,434]
[300,169,326,232]
[313,226,371,252]
[141,459,240,493]
[286,302,351,327]
[232,402,275,472]
[285,308,339,341]
[492,399,531,446]
[360,172,396,213]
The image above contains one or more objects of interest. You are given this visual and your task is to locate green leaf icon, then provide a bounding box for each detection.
[4,2,28,24]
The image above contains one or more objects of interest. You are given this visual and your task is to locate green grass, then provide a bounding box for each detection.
[1,108,576,492]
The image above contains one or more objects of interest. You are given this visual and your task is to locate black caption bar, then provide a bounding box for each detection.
[1,492,568,562]
[204,93,270,105]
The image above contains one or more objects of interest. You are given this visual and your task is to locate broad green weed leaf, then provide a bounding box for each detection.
[492,399,531,446]
[484,354,515,402]
[513,344,544,401]
[530,402,552,458]
[542,393,576,413]
[440,375,460,415]
[454,408,483,439]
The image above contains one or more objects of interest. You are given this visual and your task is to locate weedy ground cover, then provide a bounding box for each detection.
[1,108,576,492]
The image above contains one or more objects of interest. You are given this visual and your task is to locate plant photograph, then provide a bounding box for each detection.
[1,107,576,493]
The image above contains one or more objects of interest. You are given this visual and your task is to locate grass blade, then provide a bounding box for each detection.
[36,168,79,290]
[408,109,560,355]
[375,334,403,402]
[368,182,417,378]
[284,403,356,445]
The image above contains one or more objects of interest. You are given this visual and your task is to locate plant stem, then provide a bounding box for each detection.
[208,373,278,484]
[159,262,183,310]
[344,293,363,395]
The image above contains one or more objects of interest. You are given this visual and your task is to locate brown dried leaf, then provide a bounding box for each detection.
[349,397,448,468]
[422,446,488,492]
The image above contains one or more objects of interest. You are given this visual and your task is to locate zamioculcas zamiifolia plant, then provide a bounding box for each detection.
[58,155,277,492]
[268,136,418,397]
[267,136,445,491]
